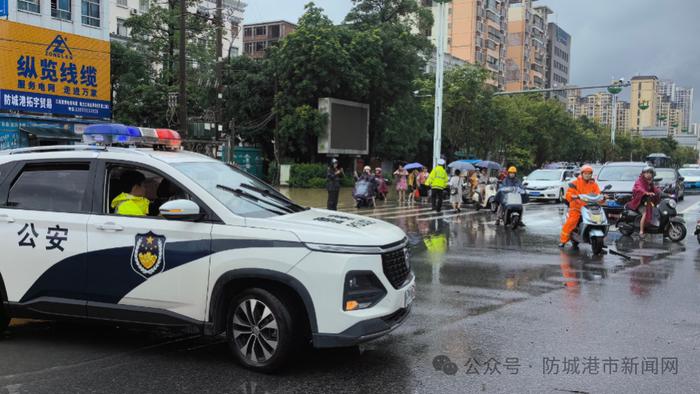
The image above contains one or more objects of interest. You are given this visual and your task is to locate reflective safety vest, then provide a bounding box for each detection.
[111,193,150,216]
[426,165,449,190]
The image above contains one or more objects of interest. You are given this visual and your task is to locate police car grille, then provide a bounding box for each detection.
[382,249,410,289]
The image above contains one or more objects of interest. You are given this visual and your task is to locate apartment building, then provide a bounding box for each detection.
[545,22,570,100]
[424,0,509,89]
[242,20,296,59]
[504,0,551,91]
[630,75,659,134]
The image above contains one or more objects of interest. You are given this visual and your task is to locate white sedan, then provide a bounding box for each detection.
[523,169,575,203]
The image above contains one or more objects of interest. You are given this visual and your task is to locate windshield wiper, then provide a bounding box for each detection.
[216,184,294,215]
[238,183,304,211]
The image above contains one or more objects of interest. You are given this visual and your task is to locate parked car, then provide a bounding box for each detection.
[596,162,647,217]
[523,169,575,203]
[679,167,700,190]
[656,168,685,201]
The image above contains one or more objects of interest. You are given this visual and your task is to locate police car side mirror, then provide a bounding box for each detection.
[603,185,612,191]
[159,199,202,221]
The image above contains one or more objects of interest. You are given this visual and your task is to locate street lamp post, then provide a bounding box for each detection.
[607,80,624,146]
[432,0,451,168]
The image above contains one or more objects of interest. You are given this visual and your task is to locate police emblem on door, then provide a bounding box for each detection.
[131,232,166,278]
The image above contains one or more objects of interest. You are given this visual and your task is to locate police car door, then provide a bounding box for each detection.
[0,160,94,316]
[85,161,214,324]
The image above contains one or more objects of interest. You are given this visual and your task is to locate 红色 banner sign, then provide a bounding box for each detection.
[0,20,111,119]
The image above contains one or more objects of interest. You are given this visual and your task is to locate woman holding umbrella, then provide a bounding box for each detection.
[393,163,409,204]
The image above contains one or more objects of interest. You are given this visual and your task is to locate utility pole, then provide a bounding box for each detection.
[215,0,223,139]
[433,0,450,168]
[178,0,188,138]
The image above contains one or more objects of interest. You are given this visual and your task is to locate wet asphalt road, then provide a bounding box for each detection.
[2,192,700,393]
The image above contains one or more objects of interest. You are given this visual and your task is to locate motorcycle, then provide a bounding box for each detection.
[495,186,525,229]
[615,186,687,242]
[352,178,375,208]
[569,185,612,255]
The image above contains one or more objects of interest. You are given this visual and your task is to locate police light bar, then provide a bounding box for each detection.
[83,124,181,150]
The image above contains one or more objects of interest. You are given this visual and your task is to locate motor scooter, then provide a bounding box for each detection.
[569,185,612,255]
[496,186,525,229]
[616,186,686,242]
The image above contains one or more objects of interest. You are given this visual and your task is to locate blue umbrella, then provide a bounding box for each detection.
[448,160,476,172]
[404,162,425,171]
[476,160,502,170]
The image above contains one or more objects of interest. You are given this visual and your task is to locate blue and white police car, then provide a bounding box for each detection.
[0,124,415,372]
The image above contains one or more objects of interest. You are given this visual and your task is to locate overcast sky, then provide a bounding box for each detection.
[246,0,699,123]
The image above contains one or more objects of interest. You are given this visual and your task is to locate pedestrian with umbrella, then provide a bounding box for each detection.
[393,163,409,204]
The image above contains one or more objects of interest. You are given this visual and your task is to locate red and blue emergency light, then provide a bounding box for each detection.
[83,123,181,150]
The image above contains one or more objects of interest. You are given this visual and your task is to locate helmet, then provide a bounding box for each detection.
[642,165,656,176]
[363,165,371,172]
[375,167,382,173]
[437,158,446,166]
[507,166,517,173]
[330,158,338,164]
[581,165,594,174]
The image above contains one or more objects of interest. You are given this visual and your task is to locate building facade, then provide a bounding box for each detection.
[504,0,551,92]
[424,0,509,89]
[242,20,296,59]
[630,75,659,134]
[545,22,570,100]
[0,2,111,149]
[110,0,246,57]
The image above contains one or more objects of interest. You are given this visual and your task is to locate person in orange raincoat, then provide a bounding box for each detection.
[559,165,601,247]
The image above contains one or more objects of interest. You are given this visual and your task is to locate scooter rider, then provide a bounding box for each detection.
[559,165,601,247]
[627,165,661,238]
[496,166,525,225]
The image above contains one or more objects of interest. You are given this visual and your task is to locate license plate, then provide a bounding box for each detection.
[403,283,416,308]
[529,192,541,196]
[607,201,621,208]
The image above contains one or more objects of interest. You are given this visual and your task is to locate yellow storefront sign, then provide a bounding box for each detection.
[0,20,110,118]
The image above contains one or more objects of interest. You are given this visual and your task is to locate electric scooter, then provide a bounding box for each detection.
[496,186,525,229]
[569,185,612,255]
[616,186,687,242]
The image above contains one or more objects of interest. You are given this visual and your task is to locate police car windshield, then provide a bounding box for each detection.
[174,162,304,218]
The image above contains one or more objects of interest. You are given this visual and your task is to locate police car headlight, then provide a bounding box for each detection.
[668,199,677,209]
[305,243,383,254]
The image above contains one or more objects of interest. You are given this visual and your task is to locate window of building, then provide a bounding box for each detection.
[255,26,266,36]
[244,42,253,54]
[51,0,72,19]
[244,27,252,37]
[139,0,149,13]
[18,0,41,13]
[116,0,126,7]
[268,24,280,38]
[255,41,266,52]
[116,18,128,37]
[82,0,101,27]
[7,163,91,213]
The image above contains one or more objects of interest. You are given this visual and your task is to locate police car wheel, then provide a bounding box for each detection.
[226,288,295,372]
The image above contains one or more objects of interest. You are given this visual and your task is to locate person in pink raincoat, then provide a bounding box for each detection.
[626,166,660,237]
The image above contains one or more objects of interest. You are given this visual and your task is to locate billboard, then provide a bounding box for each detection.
[0,20,111,118]
[317,98,369,155]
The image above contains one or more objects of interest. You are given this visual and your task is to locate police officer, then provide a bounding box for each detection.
[326,158,343,211]
[426,159,449,212]
[111,171,150,216]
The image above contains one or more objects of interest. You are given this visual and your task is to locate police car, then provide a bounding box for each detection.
[0,124,415,372]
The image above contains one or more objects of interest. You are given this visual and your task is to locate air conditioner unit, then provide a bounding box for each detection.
[130,8,138,15]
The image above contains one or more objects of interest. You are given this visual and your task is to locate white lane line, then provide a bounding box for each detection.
[367,208,434,218]
[417,210,481,221]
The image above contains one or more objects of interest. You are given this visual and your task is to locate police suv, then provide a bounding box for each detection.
[0,125,415,372]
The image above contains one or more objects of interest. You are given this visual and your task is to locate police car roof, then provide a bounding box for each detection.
[0,145,217,165]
